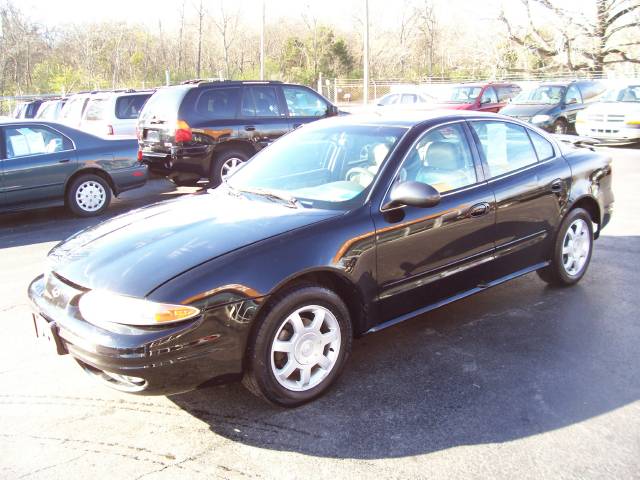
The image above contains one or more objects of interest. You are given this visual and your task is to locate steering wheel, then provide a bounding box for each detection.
[346,167,375,185]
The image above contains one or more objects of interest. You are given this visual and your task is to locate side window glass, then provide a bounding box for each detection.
[4,126,72,158]
[480,87,498,104]
[471,121,538,177]
[565,86,582,104]
[395,123,477,193]
[241,86,280,117]
[528,130,555,161]
[401,94,416,104]
[84,99,108,121]
[497,86,520,102]
[282,86,328,117]
[116,94,151,119]
[195,88,240,118]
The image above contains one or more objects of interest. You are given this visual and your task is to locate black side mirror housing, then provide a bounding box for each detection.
[384,181,441,210]
[326,104,339,117]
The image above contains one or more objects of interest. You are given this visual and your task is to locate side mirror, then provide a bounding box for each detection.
[383,181,441,210]
[566,97,578,105]
[326,104,339,117]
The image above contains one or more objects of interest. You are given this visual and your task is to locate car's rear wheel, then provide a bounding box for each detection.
[66,173,111,217]
[552,118,568,135]
[537,208,593,286]
[242,285,352,407]
[209,149,250,187]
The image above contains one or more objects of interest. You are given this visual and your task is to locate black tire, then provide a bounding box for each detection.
[209,149,251,187]
[242,285,353,407]
[169,176,200,187]
[66,173,112,217]
[552,118,568,135]
[537,207,594,287]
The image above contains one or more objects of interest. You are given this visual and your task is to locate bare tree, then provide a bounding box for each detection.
[500,0,640,73]
[195,0,205,78]
[211,1,240,79]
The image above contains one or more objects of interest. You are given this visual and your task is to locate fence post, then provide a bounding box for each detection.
[317,72,323,95]
[373,81,377,101]
[334,78,338,104]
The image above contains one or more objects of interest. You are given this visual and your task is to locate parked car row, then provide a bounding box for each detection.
[12,89,154,137]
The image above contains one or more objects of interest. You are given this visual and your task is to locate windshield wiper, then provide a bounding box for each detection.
[236,187,300,208]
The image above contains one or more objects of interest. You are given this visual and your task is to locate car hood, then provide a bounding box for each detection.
[500,104,553,117]
[48,189,342,297]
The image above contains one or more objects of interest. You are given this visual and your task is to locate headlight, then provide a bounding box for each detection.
[532,115,551,123]
[79,290,200,327]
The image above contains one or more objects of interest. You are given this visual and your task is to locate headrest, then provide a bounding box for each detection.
[425,141,460,170]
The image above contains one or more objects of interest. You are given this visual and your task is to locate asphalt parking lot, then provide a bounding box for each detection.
[1,146,639,479]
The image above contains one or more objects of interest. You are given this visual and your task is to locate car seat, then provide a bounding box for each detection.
[416,141,468,191]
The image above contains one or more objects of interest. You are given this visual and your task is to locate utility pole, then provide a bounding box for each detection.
[363,0,369,105]
[260,0,265,80]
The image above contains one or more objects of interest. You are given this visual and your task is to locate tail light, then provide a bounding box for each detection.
[105,124,114,135]
[174,120,192,143]
[137,149,143,162]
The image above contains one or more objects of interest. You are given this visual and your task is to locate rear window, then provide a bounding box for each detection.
[139,87,190,123]
[194,88,240,118]
[84,98,109,121]
[115,94,151,119]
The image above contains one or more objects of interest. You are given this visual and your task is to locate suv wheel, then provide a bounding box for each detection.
[210,149,250,187]
[66,173,111,217]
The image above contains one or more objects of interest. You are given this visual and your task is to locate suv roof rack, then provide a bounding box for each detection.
[178,79,284,87]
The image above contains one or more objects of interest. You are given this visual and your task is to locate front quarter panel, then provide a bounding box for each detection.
[147,206,379,355]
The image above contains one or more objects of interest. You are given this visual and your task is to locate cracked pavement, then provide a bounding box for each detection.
[1,149,640,479]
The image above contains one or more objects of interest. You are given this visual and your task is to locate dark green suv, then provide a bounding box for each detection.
[137,80,339,186]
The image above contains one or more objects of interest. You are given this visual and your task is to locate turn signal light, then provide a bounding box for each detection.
[175,120,193,143]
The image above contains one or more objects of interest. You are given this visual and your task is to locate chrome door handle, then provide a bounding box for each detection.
[550,179,563,193]
[244,125,256,131]
[468,202,491,218]
[58,158,70,163]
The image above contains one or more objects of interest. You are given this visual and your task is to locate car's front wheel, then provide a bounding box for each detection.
[243,285,352,407]
[66,173,112,217]
[552,118,568,135]
[537,207,593,286]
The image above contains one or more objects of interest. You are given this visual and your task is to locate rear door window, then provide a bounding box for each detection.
[241,86,281,117]
[471,121,538,177]
[115,94,151,119]
[194,88,240,118]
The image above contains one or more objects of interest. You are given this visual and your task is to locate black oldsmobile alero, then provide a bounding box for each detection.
[29,111,614,407]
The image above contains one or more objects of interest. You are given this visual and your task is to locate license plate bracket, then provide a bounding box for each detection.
[33,314,67,355]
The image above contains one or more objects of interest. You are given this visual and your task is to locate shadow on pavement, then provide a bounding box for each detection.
[170,234,640,459]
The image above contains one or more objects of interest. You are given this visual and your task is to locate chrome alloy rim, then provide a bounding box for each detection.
[75,181,106,212]
[562,218,591,276]
[221,157,245,179]
[270,305,341,392]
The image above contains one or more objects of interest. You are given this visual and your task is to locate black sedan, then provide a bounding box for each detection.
[28,111,614,406]
[0,120,147,216]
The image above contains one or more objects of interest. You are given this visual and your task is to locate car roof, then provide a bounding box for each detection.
[318,110,520,128]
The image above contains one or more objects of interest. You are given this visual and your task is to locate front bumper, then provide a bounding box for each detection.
[575,123,640,143]
[28,274,256,395]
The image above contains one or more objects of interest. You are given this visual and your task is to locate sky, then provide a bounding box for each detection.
[21,0,505,32]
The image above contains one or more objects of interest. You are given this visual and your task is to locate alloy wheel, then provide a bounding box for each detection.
[221,157,245,180]
[270,305,341,392]
[562,218,591,276]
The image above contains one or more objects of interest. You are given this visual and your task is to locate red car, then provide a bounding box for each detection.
[430,82,521,113]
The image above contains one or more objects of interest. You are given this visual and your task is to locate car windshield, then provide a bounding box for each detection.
[226,122,406,210]
[513,86,565,105]
[601,85,640,103]
[441,86,482,104]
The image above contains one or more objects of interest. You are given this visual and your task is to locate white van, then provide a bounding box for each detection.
[81,90,153,137]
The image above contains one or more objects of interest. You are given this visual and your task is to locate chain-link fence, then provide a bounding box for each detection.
[317,72,640,106]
